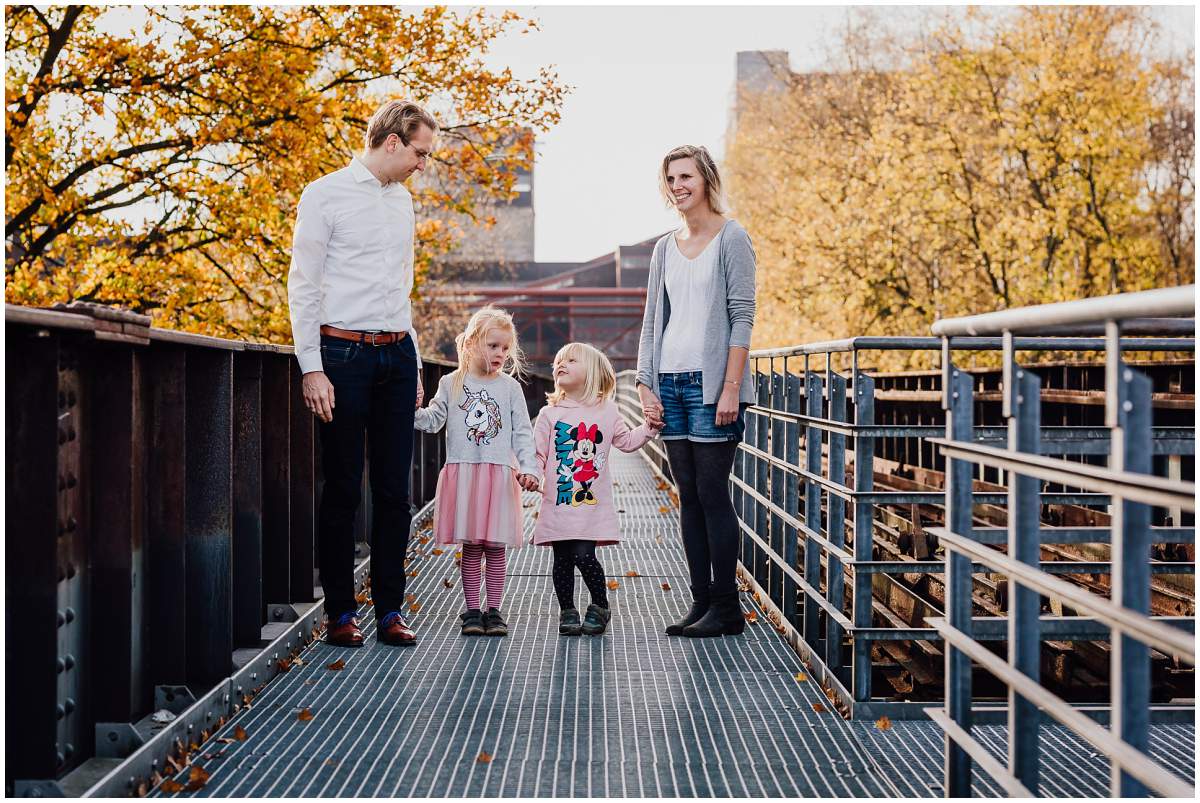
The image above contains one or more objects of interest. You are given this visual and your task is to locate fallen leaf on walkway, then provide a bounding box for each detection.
[660,582,671,591]
[658,506,669,514]
[744,610,758,623]
[355,591,369,604]
[432,548,444,556]
[234,725,248,741]
[625,570,640,577]
[408,602,422,613]
[292,658,304,667]
[298,708,314,722]
[406,593,416,603]
[406,569,419,578]
[185,764,210,792]
[216,737,235,744]
[326,659,345,671]
[476,751,493,763]
[606,580,620,590]
[165,755,182,774]
[812,703,827,713]
[324,758,339,767]
[442,578,453,588]
[418,535,431,545]
[875,715,892,731]
[277,659,292,673]
[159,779,184,794]
[655,479,670,491]
[794,672,808,682]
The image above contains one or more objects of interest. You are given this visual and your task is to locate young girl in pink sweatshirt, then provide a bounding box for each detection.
[531,342,661,635]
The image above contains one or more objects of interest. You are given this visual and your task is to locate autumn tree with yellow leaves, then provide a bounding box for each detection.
[5,5,566,340]
[727,6,1194,358]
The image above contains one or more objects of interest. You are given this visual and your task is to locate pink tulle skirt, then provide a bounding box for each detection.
[432,462,525,547]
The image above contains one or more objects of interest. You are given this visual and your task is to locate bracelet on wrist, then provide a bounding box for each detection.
[723,380,740,387]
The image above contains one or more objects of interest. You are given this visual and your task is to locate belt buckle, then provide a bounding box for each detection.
[368,332,384,347]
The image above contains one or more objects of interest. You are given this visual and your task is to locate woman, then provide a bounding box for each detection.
[636,144,756,638]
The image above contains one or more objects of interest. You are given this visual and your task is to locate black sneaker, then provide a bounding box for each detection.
[581,603,611,635]
[484,607,508,637]
[460,609,485,636]
[559,608,582,636]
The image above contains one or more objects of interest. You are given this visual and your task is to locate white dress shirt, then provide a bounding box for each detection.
[659,233,717,373]
[288,157,421,374]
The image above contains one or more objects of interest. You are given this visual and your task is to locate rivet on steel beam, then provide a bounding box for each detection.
[250,673,257,681]
[66,473,77,488]
[56,705,65,720]
[1123,368,1133,382]
[56,752,65,768]
[67,563,77,578]
[151,759,158,769]
[64,698,75,714]
[65,607,75,623]
[1017,370,1024,379]
[56,658,65,674]
[1123,401,1133,412]
[127,776,135,789]
[64,743,74,758]
[67,517,77,533]
[223,693,230,704]
[56,611,65,627]
[64,654,75,670]
[187,724,194,733]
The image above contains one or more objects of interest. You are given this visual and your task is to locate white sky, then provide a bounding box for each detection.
[477,2,1195,262]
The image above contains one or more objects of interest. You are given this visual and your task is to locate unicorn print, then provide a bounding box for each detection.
[459,386,503,445]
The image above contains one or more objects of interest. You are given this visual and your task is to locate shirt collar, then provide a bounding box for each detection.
[349,156,381,185]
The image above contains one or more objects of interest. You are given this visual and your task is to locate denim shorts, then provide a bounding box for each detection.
[658,371,745,443]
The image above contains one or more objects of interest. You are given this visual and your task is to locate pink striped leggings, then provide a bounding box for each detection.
[460,543,507,611]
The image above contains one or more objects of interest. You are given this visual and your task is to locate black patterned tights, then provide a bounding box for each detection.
[551,539,609,610]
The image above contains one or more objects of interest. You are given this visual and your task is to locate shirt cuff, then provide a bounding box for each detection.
[297,350,324,374]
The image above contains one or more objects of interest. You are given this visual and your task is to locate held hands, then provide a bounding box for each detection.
[516,473,540,492]
[302,371,336,423]
[715,382,740,427]
[415,379,424,410]
[638,385,664,429]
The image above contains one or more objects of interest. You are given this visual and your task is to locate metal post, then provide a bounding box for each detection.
[803,371,823,647]
[826,371,847,672]
[1004,333,1041,793]
[770,368,785,608]
[290,361,316,603]
[852,369,875,702]
[784,369,802,627]
[232,352,264,647]
[261,358,292,610]
[90,345,147,722]
[944,359,975,797]
[145,347,187,687]
[1108,321,1153,797]
[754,373,771,588]
[184,349,234,689]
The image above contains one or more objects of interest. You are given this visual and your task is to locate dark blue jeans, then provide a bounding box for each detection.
[317,333,418,619]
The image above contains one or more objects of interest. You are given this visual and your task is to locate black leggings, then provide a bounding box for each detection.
[665,439,740,597]
[551,540,608,610]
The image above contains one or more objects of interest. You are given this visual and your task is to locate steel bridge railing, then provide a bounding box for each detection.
[4,303,553,795]
[930,286,1196,798]
[616,286,1195,793]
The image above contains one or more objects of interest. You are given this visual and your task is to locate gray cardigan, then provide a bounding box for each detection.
[635,219,757,406]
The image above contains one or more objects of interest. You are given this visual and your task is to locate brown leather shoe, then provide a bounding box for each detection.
[325,614,364,648]
[377,612,417,646]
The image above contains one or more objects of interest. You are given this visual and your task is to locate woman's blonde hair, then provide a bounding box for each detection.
[452,307,526,400]
[546,342,616,406]
[659,144,727,215]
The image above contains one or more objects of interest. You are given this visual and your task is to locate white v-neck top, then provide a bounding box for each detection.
[659,232,719,373]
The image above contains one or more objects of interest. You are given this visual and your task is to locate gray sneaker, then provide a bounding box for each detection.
[581,603,611,635]
[559,608,582,636]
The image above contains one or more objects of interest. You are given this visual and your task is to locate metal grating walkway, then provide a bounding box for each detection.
[152,450,899,797]
[150,450,1195,798]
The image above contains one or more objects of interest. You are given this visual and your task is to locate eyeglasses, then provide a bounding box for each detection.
[406,142,431,163]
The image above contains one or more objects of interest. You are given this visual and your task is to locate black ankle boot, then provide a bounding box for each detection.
[682,592,745,638]
[665,585,710,636]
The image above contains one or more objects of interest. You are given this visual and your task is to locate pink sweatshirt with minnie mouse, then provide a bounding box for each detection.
[531,397,656,546]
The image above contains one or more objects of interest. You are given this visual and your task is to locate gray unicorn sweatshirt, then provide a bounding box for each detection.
[414,371,538,476]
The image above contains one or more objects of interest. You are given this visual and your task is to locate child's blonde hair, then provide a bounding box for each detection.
[453,307,527,400]
[546,342,616,406]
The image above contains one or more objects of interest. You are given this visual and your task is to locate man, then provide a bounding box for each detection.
[288,100,437,648]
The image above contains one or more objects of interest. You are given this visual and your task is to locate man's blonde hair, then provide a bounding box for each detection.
[659,144,728,215]
[364,99,438,151]
[546,342,616,406]
[452,307,526,400]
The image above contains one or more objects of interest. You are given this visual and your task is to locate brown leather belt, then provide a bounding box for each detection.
[319,325,407,346]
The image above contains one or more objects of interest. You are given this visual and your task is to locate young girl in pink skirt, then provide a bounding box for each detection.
[531,342,661,635]
[415,308,540,637]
